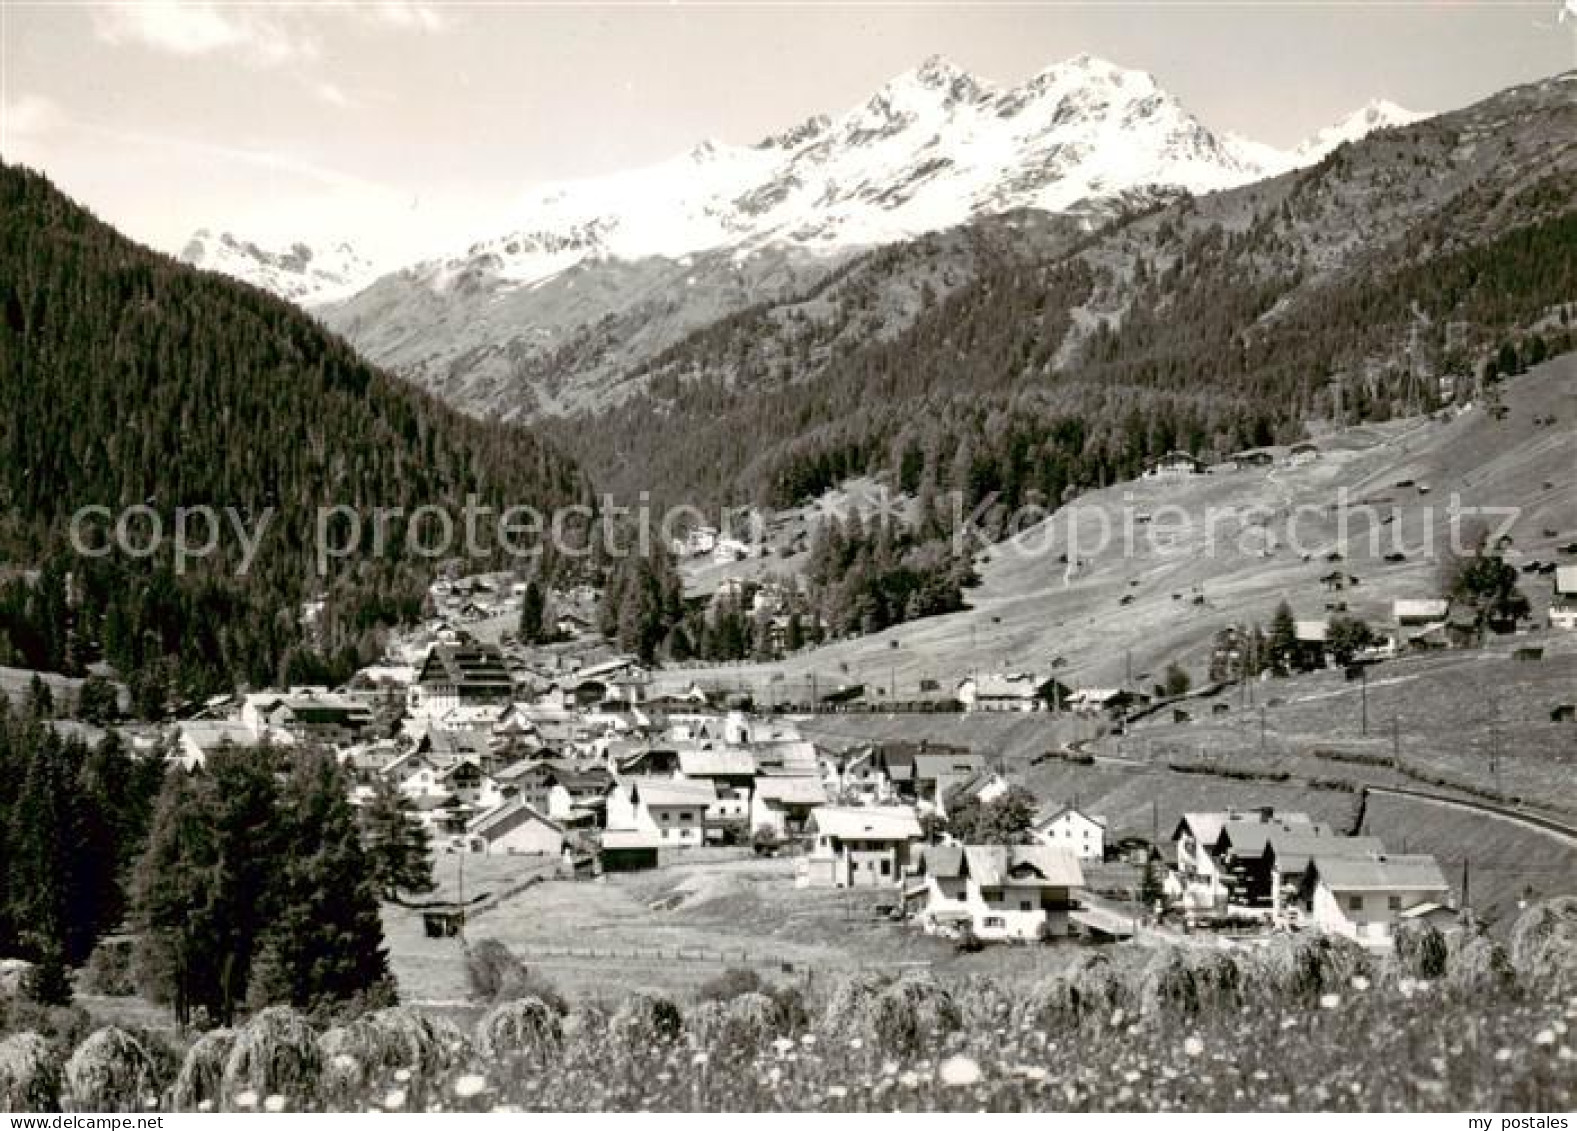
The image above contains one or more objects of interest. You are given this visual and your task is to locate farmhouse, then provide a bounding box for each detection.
[1263,830,1386,915]
[1303,853,1452,947]
[465,799,566,856]
[1550,566,1577,631]
[241,689,373,744]
[1030,805,1107,860]
[606,776,716,847]
[1392,598,1450,651]
[911,844,1084,941]
[1142,451,1206,478]
[749,773,830,838]
[798,805,923,889]
[954,672,1070,713]
[1171,808,1315,911]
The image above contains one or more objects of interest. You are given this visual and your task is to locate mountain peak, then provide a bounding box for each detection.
[1295,98,1429,161]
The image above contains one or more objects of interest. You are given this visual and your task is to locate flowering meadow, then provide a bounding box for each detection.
[2,900,1575,1113]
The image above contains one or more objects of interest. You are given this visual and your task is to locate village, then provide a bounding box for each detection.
[152,553,1577,978]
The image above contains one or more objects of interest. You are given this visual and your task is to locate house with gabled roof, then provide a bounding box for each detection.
[1304,852,1452,946]
[606,776,716,847]
[466,799,566,857]
[750,774,828,838]
[1030,804,1107,861]
[1550,566,1577,630]
[911,844,1084,941]
[798,805,923,889]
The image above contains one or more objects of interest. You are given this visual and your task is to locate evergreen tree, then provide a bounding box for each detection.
[359,776,436,900]
[256,752,392,1012]
[518,579,548,645]
[1268,601,1298,676]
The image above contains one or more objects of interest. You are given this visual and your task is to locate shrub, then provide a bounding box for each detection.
[474,997,562,1063]
[1508,896,1577,993]
[222,1006,320,1107]
[63,1028,160,1112]
[817,972,888,1043]
[78,939,137,997]
[608,991,683,1051]
[1448,932,1517,995]
[0,1031,60,1112]
[1394,922,1449,979]
[464,939,526,1002]
[172,1030,234,1112]
[697,967,765,1004]
[868,975,962,1056]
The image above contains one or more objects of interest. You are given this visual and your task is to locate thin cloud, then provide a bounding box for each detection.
[2,94,66,145]
[91,3,318,66]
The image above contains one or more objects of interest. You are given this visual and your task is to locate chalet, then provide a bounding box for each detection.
[241,689,373,744]
[955,672,1072,713]
[1170,808,1316,912]
[1068,688,1146,716]
[798,805,923,889]
[1550,566,1577,630]
[1264,830,1386,916]
[913,749,989,813]
[1393,598,1449,651]
[1293,619,1331,669]
[413,643,514,717]
[1229,449,1276,469]
[438,758,507,810]
[465,799,566,857]
[174,720,272,770]
[1142,451,1206,479]
[749,774,829,839]
[606,776,716,847]
[1304,853,1452,947]
[911,844,1083,941]
[676,746,756,832]
[1030,805,1107,861]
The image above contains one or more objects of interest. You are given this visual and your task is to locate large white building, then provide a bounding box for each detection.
[912,844,1084,941]
[1305,853,1452,947]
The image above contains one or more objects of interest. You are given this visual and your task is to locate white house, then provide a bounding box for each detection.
[749,775,828,839]
[798,805,923,889]
[606,776,716,847]
[1031,805,1107,861]
[1550,566,1577,630]
[912,844,1084,941]
[1305,853,1452,947]
[955,672,1064,713]
[465,799,566,857]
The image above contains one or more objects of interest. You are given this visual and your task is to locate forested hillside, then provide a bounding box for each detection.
[0,163,589,710]
[571,72,1577,518]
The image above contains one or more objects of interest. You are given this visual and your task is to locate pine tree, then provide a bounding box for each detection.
[360,777,436,900]
[257,752,392,1011]
[518,579,547,645]
[1268,600,1298,676]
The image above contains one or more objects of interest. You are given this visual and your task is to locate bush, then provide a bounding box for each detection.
[172,1030,234,1112]
[1448,932,1517,995]
[868,976,962,1056]
[1394,922,1449,979]
[1508,896,1577,993]
[474,997,562,1063]
[608,991,683,1051]
[222,1006,320,1107]
[0,1031,60,1112]
[63,1028,160,1112]
[78,939,137,997]
[464,939,526,1003]
[696,967,764,1004]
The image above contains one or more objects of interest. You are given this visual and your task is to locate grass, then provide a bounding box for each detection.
[8,901,1577,1112]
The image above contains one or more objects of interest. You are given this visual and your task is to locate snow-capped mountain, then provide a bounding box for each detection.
[412,53,1275,293]
[306,56,1430,421]
[1293,99,1427,164]
[179,230,379,306]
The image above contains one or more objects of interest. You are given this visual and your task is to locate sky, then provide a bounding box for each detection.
[2,0,1575,264]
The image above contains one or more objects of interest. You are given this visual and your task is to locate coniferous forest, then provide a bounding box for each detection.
[0,163,590,711]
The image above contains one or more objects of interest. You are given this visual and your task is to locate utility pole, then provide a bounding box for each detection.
[1461,857,1471,915]
[1360,664,1368,737]
[457,850,467,943]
